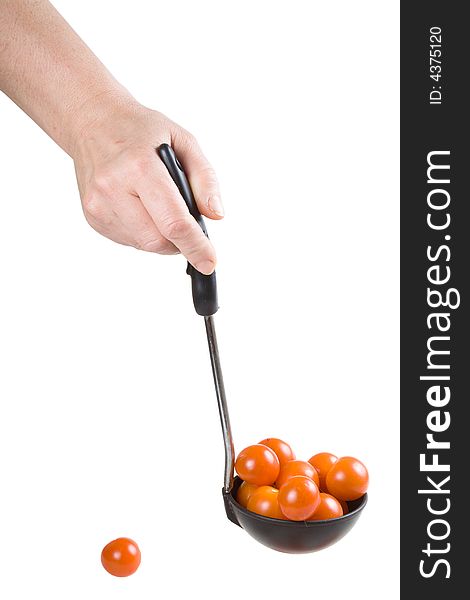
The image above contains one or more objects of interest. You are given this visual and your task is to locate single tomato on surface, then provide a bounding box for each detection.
[325,456,369,501]
[101,538,141,577]
[258,438,295,467]
[247,485,286,520]
[278,476,321,521]
[275,459,319,489]
[308,452,338,491]
[235,444,280,486]
[236,481,258,508]
[307,493,343,520]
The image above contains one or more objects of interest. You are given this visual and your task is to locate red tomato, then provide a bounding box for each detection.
[258,438,295,467]
[235,444,280,485]
[236,481,258,508]
[275,460,319,489]
[308,452,338,492]
[101,538,141,577]
[307,493,343,520]
[247,486,286,520]
[325,456,369,500]
[278,476,320,521]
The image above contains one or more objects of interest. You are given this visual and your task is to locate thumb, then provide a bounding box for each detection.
[173,133,224,220]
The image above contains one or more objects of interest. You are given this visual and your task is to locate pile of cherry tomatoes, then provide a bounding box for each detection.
[235,438,369,521]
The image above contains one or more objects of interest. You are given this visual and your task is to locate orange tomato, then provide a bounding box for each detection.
[278,476,320,521]
[275,459,319,489]
[235,444,280,485]
[325,456,369,500]
[247,486,286,519]
[101,538,141,577]
[308,452,338,492]
[258,438,295,467]
[236,481,258,508]
[307,493,343,520]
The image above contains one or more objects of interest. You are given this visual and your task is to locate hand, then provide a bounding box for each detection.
[72,99,223,274]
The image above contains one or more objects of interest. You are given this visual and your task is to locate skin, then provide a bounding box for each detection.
[0,1,222,274]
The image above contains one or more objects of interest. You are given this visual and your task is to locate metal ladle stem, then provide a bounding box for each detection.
[157,145,234,494]
[204,315,234,493]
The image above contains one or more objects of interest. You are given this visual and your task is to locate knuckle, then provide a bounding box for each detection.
[93,173,114,196]
[160,217,193,240]
[184,131,197,147]
[177,129,198,151]
[184,240,213,264]
[131,156,149,176]
[199,166,219,189]
[82,192,102,219]
[136,237,167,253]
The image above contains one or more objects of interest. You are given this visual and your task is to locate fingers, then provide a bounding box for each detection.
[136,161,217,274]
[82,189,178,255]
[77,118,221,274]
[172,133,224,220]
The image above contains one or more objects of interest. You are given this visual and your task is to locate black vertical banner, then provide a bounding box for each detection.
[401,2,468,597]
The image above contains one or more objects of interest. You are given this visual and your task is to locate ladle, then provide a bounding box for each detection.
[157,144,367,553]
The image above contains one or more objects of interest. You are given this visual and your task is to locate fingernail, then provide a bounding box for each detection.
[197,259,215,275]
[208,195,224,217]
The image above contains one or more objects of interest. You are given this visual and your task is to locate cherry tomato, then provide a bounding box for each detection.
[247,485,286,520]
[339,500,349,515]
[101,538,141,577]
[325,456,369,500]
[308,452,338,492]
[275,459,319,489]
[236,481,258,508]
[278,476,320,521]
[258,438,295,467]
[235,444,280,486]
[307,493,343,520]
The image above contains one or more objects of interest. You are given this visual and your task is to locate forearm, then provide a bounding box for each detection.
[0,0,221,272]
[0,0,134,156]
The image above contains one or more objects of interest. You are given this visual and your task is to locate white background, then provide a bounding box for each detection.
[0,1,399,598]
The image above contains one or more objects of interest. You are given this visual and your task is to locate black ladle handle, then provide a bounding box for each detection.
[157,144,219,316]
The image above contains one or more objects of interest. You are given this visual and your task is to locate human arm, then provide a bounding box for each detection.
[0,0,223,273]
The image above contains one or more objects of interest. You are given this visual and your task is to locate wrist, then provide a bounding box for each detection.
[66,87,140,159]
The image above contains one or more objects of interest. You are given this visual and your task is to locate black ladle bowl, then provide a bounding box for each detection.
[224,477,367,553]
[158,144,368,554]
